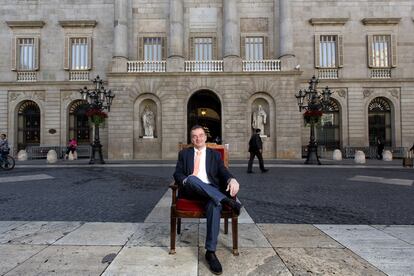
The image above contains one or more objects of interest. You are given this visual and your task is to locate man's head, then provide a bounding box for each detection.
[255,128,261,134]
[190,125,207,150]
[0,134,6,140]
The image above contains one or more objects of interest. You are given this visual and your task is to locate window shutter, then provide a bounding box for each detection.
[64,36,70,70]
[337,35,343,68]
[391,34,397,68]
[240,36,246,59]
[162,37,167,59]
[314,35,321,68]
[11,37,17,71]
[87,37,93,70]
[34,37,40,70]
[189,37,195,60]
[367,35,374,68]
[212,36,217,60]
[264,36,269,59]
[138,36,144,60]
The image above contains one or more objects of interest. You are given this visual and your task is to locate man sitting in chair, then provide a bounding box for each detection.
[173,125,241,275]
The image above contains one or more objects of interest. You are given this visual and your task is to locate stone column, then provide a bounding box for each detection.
[278,0,297,70]
[112,0,128,72]
[223,0,241,72]
[167,0,184,72]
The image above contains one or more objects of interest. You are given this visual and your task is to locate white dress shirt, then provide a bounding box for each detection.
[194,147,210,184]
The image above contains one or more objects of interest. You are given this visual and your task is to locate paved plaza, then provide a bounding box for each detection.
[0,159,413,275]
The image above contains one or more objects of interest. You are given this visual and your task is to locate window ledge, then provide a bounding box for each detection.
[362,18,401,25]
[59,20,97,28]
[309,18,349,26]
[6,21,45,28]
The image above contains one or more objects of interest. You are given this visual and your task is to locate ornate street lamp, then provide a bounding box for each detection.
[295,76,332,165]
[80,75,115,164]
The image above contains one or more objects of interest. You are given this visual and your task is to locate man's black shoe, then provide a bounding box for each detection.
[261,169,269,173]
[247,170,253,174]
[205,251,222,275]
[221,197,242,216]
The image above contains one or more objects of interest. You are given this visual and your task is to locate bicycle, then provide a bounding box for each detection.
[0,154,15,170]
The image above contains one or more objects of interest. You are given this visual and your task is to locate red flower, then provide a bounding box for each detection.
[86,108,108,118]
[303,110,323,118]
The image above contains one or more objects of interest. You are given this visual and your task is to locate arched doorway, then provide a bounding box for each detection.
[316,98,340,150]
[68,100,90,144]
[187,90,221,143]
[17,100,40,150]
[368,97,392,146]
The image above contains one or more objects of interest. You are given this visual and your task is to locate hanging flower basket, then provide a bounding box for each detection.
[86,108,108,127]
[303,110,323,126]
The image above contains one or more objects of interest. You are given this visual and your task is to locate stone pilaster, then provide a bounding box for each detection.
[167,0,184,72]
[223,0,241,72]
[278,0,297,70]
[113,0,128,72]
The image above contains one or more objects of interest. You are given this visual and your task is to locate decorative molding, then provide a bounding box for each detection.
[363,89,374,98]
[59,20,97,28]
[361,18,401,25]
[32,91,45,101]
[6,21,45,28]
[309,18,349,26]
[9,91,45,102]
[336,89,347,98]
[9,92,22,102]
[389,89,399,99]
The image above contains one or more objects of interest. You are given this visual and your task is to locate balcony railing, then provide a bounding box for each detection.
[69,71,90,81]
[127,61,166,72]
[318,68,339,79]
[185,60,223,72]
[371,68,391,79]
[242,60,281,72]
[17,71,37,82]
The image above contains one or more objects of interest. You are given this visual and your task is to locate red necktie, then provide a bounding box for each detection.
[193,151,202,176]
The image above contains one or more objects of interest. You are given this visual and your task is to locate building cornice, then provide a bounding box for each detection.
[361,18,401,25]
[6,21,45,28]
[58,20,97,28]
[309,18,349,26]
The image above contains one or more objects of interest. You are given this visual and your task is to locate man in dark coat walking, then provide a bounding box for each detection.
[247,128,268,173]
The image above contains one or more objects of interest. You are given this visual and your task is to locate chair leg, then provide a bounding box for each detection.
[170,214,177,254]
[224,217,228,234]
[177,218,181,234]
[232,217,239,256]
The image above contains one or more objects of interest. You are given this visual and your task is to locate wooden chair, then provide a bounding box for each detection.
[169,143,239,256]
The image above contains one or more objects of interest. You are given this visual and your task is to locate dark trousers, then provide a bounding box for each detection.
[247,151,265,172]
[66,146,76,155]
[181,175,226,251]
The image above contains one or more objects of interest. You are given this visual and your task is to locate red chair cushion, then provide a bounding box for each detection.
[176,198,232,212]
[213,148,225,160]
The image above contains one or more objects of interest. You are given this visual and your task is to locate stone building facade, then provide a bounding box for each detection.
[0,0,413,160]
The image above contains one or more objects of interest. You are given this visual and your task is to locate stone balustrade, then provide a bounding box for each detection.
[184,60,223,72]
[127,61,167,72]
[242,60,281,72]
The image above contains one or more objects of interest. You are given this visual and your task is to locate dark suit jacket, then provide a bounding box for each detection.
[173,147,234,192]
[248,133,262,152]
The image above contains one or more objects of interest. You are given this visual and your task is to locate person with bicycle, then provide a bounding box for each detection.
[0,133,10,162]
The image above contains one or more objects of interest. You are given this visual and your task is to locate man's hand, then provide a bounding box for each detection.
[226,178,240,197]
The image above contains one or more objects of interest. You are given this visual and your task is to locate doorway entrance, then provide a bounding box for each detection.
[187,90,221,144]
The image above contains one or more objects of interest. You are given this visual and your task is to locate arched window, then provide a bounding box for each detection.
[316,99,340,150]
[69,100,90,144]
[17,100,40,150]
[368,97,391,146]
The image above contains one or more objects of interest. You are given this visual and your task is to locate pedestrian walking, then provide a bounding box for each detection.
[247,128,268,173]
[376,138,384,160]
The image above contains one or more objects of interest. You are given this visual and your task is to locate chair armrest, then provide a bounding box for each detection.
[169,181,178,204]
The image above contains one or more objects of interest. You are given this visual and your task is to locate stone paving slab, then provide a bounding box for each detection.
[0,221,82,245]
[102,246,198,276]
[55,222,138,246]
[372,225,414,245]
[315,225,413,249]
[126,223,198,247]
[0,221,27,234]
[198,247,292,276]
[258,224,343,248]
[199,223,272,248]
[276,247,386,276]
[4,245,119,276]
[0,244,47,275]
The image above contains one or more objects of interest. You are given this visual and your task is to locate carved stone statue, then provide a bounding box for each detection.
[252,104,267,136]
[142,105,155,137]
